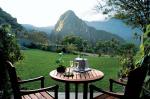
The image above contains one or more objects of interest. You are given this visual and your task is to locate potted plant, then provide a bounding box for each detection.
[56,52,66,73]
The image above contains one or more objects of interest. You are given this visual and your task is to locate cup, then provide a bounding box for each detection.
[74,62,79,68]
[70,61,74,67]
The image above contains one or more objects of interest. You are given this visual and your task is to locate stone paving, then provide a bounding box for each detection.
[52,92,101,99]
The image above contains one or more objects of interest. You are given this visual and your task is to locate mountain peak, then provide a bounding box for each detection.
[51,10,124,44]
[54,10,81,32]
[63,10,75,16]
[60,10,78,21]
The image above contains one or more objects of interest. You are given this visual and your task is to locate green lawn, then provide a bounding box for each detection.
[15,49,122,92]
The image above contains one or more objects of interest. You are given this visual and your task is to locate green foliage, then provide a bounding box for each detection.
[61,35,89,52]
[66,44,77,52]
[27,31,49,45]
[140,24,150,97]
[21,31,51,51]
[0,24,23,99]
[117,43,137,56]
[117,43,137,78]
[0,24,23,63]
[143,24,150,55]
[95,39,120,56]
[55,52,64,66]
[62,35,83,49]
[145,24,150,37]
[118,56,134,78]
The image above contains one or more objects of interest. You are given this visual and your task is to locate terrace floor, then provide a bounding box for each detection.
[11,92,102,99]
[50,92,102,99]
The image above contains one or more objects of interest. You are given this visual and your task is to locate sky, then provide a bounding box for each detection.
[0,0,107,27]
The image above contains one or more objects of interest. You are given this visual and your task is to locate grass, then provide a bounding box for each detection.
[15,49,122,92]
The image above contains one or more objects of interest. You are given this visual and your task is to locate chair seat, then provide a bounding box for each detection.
[22,91,54,99]
[94,92,124,99]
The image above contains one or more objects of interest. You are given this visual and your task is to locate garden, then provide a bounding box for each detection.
[15,49,121,91]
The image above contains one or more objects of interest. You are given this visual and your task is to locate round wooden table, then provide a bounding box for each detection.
[49,68,104,99]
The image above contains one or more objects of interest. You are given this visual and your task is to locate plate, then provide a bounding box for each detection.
[73,67,91,73]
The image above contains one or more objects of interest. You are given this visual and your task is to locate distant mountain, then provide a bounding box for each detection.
[0,8,24,32]
[50,10,124,44]
[85,18,141,42]
[22,24,53,34]
[0,8,52,46]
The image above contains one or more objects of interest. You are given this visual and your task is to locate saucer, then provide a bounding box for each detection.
[73,67,91,73]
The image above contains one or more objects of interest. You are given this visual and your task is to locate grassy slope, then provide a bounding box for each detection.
[15,49,121,91]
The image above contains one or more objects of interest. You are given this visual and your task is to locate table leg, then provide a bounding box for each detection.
[83,83,88,99]
[65,83,70,99]
[75,83,78,99]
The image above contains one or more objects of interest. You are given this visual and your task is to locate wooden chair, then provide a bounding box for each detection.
[90,55,149,99]
[6,61,59,99]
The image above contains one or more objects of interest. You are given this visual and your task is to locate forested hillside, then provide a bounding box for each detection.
[0,8,24,33]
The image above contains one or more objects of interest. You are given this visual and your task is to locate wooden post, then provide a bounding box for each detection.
[75,83,78,99]
[55,85,59,99]
[41,77,44,88]
[109,79,113,92]
[89,85,93,99]
[65,83,70,99]
[83,83,88,99]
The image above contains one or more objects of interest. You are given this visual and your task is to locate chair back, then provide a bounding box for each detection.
[6,61,21,99]
[124,55,149,99]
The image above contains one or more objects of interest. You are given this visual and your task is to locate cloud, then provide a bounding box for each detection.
[0,0,106,26]
[83,13,107,21]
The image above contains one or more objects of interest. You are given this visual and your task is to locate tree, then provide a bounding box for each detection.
[61,35,84,51]
[0,24,23,63]
[95,0,150,31]
[118,43,137,56]
[66,44,78,53]
[95,39,120,56]
[140,24,150,98]
[0,24,23,99]
[96,40,105,54]
[96,1,150,96]
[28,31,49,45]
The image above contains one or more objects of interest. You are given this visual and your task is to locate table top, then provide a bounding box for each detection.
[49,68,104,83]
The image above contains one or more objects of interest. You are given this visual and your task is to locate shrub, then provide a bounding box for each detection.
[0,24,23,98]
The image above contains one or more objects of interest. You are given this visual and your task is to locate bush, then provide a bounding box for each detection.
[55,48,62,53]
[66,44,77,53]
[140,24,150,98]
[0,24,23,98]
[86,48,94,53]
[27,42,37,49]
[0,24,23,63]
